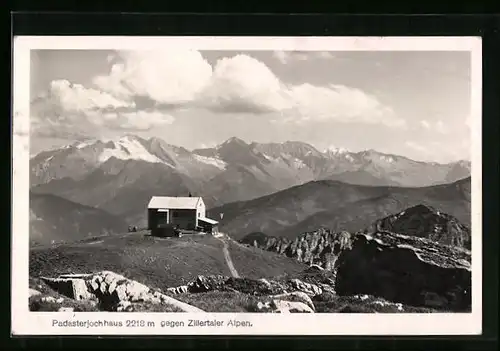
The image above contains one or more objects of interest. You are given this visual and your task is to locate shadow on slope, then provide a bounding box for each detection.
[210,177,471,240]
[30,192,128,246]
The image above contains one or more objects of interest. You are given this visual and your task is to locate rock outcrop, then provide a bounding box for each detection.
[270,292,315,311]
[240,206,471,270]
[334,231,471,312]
[166,275,329,298]
[240,228,353,270]
[41,271,205,312]
[237,206,472,312]
[368,204,471,249]
[253,299,315,313]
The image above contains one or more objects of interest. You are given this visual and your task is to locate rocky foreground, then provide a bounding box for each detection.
[240,227,471,312]
[30,227,471,313]
[31,270,439,313]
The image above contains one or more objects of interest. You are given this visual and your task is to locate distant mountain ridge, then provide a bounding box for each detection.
[30,135,471,226]
[209,176,471,241]
[30,192,127,246]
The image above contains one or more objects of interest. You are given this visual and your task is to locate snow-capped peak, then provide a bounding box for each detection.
[325,145,349,154]
[98,136,170,165]
[61,135,174,167]
[75,139,98,149]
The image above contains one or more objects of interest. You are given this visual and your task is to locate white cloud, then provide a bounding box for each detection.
[41,79,135,112]
[101,110,175,131]
[199,54,291,113]
[272,51,335,64]
[419,119,448,134]
[31,78,175,137]
[317,51,335,59]
[465,114,472,129]
[93,50,213,105]
[33,50,404,144]
[436,120,448,134]
[420,120,431,129]
[281,83,405,128]
[91,50,401,127]
[405,139,469,163]
[273,51,289,64]
[405,141,429,154]
[200,54,404,128]
[198,141,218,149]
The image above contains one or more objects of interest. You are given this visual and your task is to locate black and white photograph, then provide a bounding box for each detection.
[12,36,482,335]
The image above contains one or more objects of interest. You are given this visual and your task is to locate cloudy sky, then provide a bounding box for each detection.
[30,49,471,163]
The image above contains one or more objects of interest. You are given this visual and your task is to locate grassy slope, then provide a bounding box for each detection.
[227,240,306,278]
[30,232,306,293]
[30,233,442,313]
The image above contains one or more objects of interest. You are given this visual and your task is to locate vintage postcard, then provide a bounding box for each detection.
[12,36,482,336]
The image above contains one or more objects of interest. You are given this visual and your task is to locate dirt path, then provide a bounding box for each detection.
[216,235,240,278]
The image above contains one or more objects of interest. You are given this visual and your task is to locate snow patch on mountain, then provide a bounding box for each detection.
[192,154,227,170]
[293,158,307,169]
[262,154,273,161]
[97,137,173,166]
[325,146,349,154]
[379,155,395,163]
[75,140,97,149]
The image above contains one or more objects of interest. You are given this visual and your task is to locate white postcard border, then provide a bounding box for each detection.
[12,36,482,336]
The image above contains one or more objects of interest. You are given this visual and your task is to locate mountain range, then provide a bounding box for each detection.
[208,177,471,240]
[30,135,471,227]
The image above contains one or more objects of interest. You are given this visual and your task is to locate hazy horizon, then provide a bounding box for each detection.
[30,49,472,163]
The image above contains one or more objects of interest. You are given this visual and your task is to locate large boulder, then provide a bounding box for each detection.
[41,275,95,301]
[254,299,314,313]
[187,275,227,293]
[334,231,471,312]
[40,271,205,312]
[286,279,322,296]
[368,204,471,249]
[224,277,286,296]
[270,292,315,311]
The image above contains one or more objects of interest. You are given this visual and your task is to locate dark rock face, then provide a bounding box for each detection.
[334,231,471,312]
[240,228,353,270]
[368,204,471,249]
[169,275,330,298]
[186,275,227,293]
[183,275,284,295]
